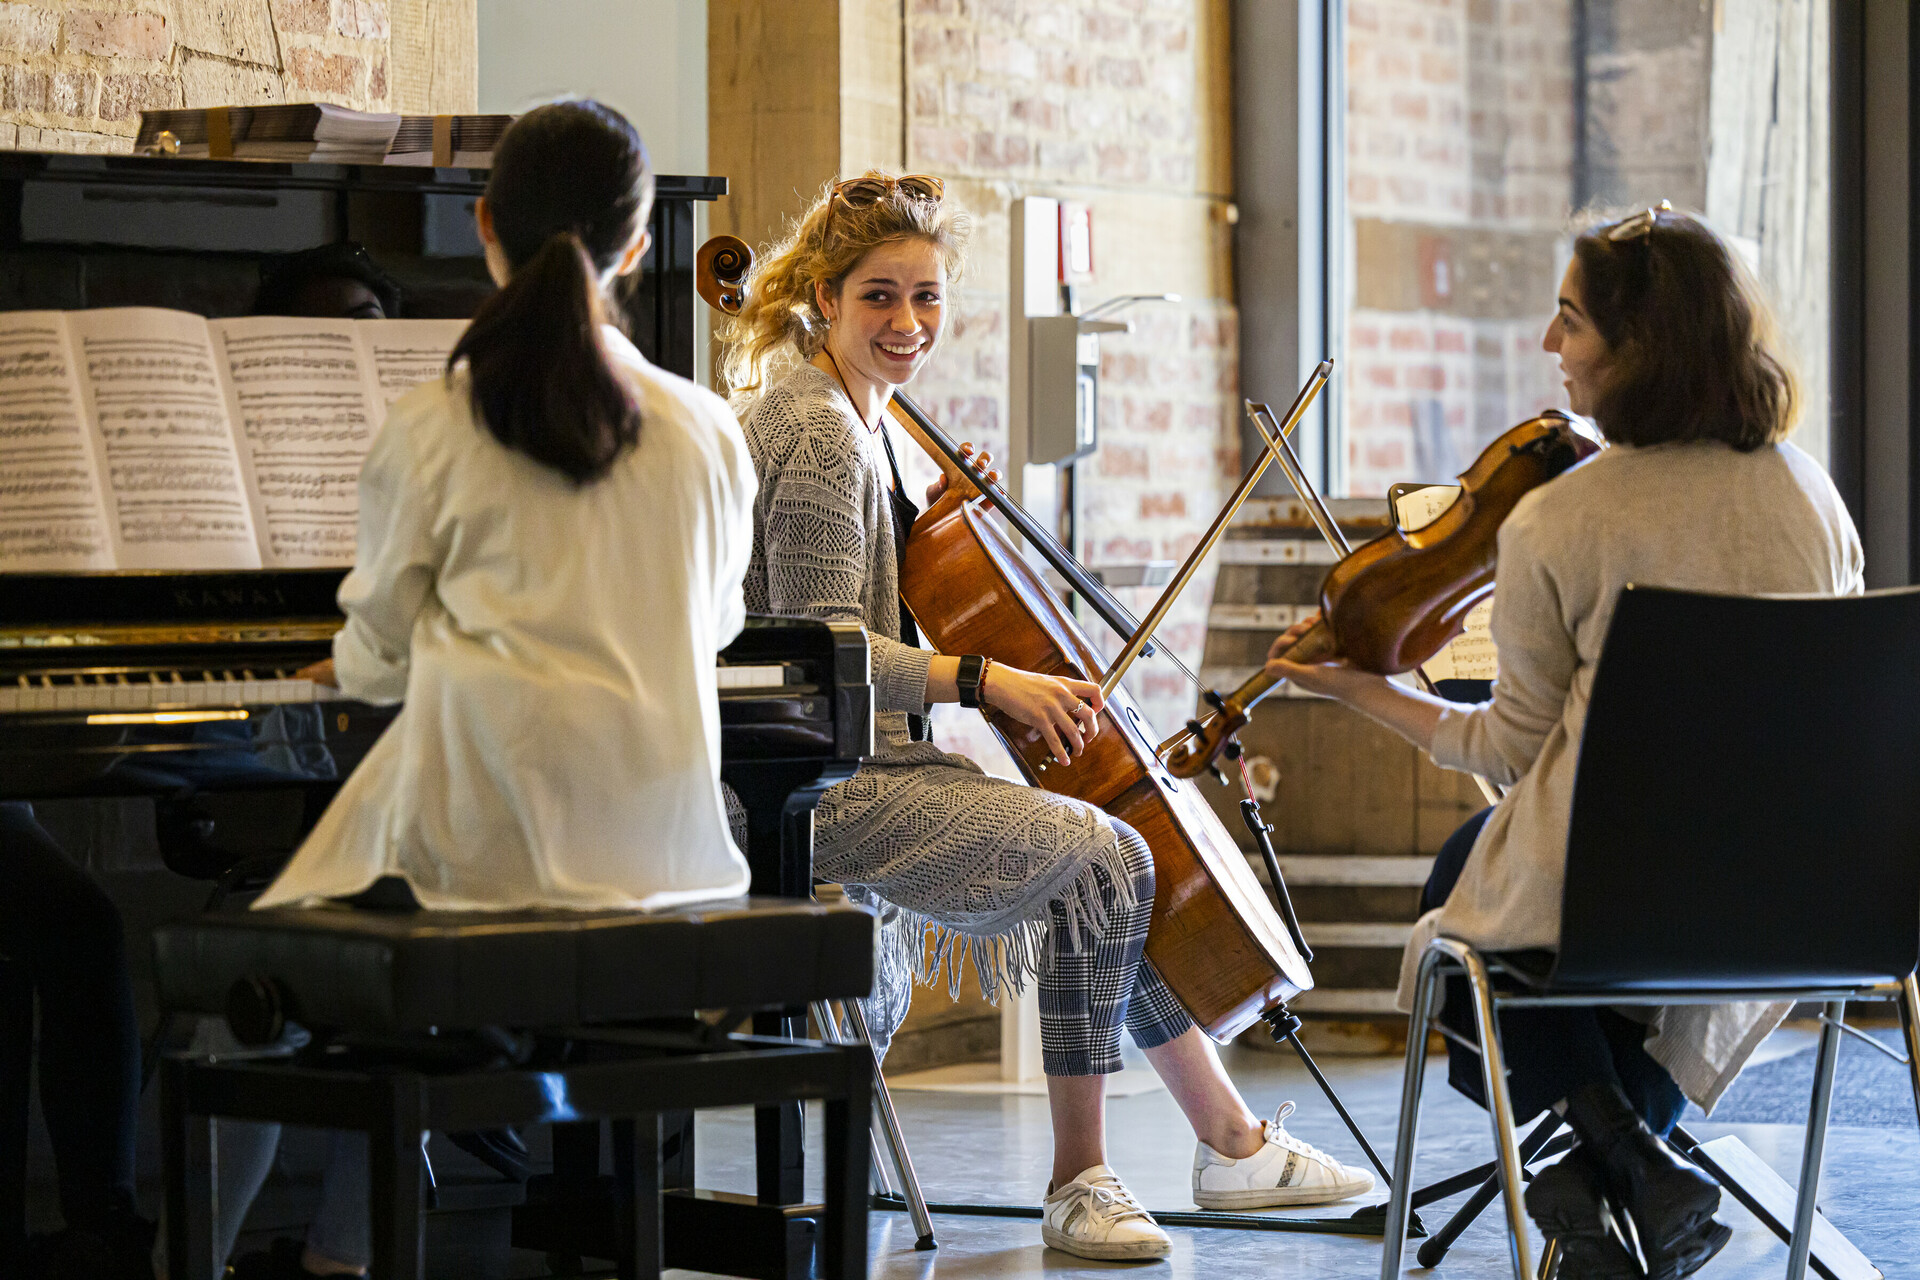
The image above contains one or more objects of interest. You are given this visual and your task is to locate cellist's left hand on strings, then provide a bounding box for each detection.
[925,442,1000,505]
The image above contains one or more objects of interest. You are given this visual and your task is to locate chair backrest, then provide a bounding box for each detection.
[1554,584,1920,991]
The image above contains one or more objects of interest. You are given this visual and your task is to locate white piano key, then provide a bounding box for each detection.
[716,664,792,690]
[0,688,16,713]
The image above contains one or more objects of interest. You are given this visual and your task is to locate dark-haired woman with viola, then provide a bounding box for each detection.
[220,100,756,1279]
[1268,206,1862,1279]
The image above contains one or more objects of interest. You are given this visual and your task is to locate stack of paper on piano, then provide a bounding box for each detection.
[386,114,514,167]
[136,104,403,163]
[0,308,465,572]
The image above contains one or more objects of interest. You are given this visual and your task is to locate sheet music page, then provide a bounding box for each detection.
[1392,484,1499,685]
[1423,598,1498,683]
[1395,483,1461,533]
[0,312,115,569]
[358,319,466,405]
[208,316,386,568]
[68,308,261,569]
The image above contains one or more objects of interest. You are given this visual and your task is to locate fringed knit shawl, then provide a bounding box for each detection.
[739,365,1136,1033]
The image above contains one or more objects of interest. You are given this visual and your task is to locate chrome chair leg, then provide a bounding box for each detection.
[1450,941,1534,1280]
[811,1003,900,1198]
[1786,999,1846,1280]
[869,1130,897,1197]
[1900,973,1920,1133]
[837,1000,937,1250]
[1381,945,1443,1279]
[1537,1235,1561,1280]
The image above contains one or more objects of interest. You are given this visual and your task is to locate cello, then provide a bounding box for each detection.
[698,233,1311,1038]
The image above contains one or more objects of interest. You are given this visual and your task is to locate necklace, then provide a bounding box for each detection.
[820,346,883,434]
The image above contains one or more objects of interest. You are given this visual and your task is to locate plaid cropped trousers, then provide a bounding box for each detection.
[1039,818,1192,1077]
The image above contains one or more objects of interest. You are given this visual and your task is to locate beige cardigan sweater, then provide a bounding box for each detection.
[1400,438,1864,1111]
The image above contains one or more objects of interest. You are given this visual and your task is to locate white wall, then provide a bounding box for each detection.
[477,0,707,176]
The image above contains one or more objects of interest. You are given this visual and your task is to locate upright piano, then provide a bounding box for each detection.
[0,150,869,877]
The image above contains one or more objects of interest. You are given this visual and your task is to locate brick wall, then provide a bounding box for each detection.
[904,0,1237,745]
[1343,0,1574,497]
[0,0,476,155]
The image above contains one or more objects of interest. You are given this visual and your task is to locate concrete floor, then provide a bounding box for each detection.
[668,1041,1918,1280]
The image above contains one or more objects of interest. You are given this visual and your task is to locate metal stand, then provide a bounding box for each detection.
[874,787,1421,1239]
[813,999,938,1251]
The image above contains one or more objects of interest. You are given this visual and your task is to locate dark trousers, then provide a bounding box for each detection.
[1427,807,1685,1136]
[0,803,141,1257]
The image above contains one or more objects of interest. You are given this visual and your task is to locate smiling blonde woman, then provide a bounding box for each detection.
[720,172,1374,1263]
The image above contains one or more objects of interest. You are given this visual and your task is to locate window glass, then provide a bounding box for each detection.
[1338,0,1830,495]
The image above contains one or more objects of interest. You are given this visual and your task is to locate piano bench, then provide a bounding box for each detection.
[150,898,877,1280]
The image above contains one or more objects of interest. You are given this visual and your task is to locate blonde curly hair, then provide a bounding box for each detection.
[718,171,972,403]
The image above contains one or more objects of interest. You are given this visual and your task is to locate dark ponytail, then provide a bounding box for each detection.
[449,100,655,482]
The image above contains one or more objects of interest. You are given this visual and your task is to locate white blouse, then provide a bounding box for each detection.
[256,328,757,912]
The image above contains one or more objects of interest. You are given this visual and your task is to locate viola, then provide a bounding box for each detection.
[699,234,1312,1038]
[1163,411,1600,780]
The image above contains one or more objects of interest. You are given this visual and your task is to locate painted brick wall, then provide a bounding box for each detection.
[0,0,476,154]
[903,0,1237,747]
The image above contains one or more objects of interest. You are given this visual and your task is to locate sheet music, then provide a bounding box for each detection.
[1395,483,1461,533]
[0,312,113,569]
[359,319,466,405]
[1393,484,1499,684]
[68,308,260,569]
[1423,597,1498,683]
[210,317,384,568]
[0,311,468,571]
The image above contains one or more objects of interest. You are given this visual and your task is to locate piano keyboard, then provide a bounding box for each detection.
[1,669,335,714]
[2,663,804,714]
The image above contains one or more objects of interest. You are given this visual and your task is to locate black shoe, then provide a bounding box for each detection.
[231,1237,330,1280]
[26,1213,156,1280]
[1524,1148,1644,1279]
[24,1228,117,1280]
[1659,1216,1733,1280]
[1566,1082,1721,1276]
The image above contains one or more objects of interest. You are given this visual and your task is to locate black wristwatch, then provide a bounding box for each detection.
[956,654,991,708]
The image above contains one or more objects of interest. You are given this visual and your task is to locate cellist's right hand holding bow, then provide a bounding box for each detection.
[981,664,1103,764]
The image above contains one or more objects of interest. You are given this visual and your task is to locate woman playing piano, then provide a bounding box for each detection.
[1267,206,1863,1279]
[223,101,757,1279]
[719,173,1371,1262]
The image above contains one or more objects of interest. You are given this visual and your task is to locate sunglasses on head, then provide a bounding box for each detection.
[1605,199,1674,243]
[828,174,945,220]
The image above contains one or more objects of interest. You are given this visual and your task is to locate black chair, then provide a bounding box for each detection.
[153,896,878,1280]
[1381,584,1920,1280]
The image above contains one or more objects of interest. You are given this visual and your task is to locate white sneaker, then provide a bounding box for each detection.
[1191,1101,1376,1209]
[1041,1164,1172,1261]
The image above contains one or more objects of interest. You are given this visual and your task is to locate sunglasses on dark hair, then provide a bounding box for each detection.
[827,173,945,221]
[1605,199,1674,243]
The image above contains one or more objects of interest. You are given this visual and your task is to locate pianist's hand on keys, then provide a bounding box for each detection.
[297,658,337,688]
